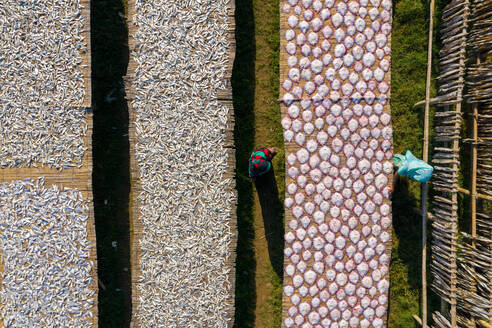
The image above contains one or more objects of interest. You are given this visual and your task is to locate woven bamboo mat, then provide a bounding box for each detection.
[0,0,98,325]
[279,1,393,327]
[125,0,237,326]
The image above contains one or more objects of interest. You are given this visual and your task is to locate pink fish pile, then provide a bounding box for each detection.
[280,0,393,327]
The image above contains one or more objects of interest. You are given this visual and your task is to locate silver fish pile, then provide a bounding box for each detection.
[0,178,95,327]
[0,0,88,169]
[130,0,235,327]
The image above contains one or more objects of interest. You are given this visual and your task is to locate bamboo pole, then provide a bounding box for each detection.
[478,320,492,328]
[413,314,423,326]
[446,23,468,328]
[441,105,450,318]
[470,56,480,250]
[445,3,469,324]
[457,187,492,202]
[421,0,435,326]
[450,100,460,328]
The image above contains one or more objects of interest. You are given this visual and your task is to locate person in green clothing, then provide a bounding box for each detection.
[248,147,278,179]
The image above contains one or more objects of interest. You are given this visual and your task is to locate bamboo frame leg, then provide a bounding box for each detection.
[421,182,428,328]
[440,104,450,322]
[468,55,480,327]
[421,0,435,325]
[450,102,460,328]
[470,56,480,248]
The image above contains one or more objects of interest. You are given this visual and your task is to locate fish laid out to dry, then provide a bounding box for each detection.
[0,0,97,326]
[126,0,236,327]
[280,0,393,327]
[0,0,89,169]
[0,178,95,327]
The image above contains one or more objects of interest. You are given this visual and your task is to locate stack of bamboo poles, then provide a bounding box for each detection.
[429,0,469,327]
[435,0,470,104]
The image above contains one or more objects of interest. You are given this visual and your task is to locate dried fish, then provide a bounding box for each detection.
[0,0,89,169]
[0,178,94,327]
[280,0,393,326]
[127,0,236,327]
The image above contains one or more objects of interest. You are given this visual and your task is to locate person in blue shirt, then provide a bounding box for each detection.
[391,150,434,195]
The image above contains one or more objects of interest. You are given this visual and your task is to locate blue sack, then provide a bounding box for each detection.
[393,150,434,183]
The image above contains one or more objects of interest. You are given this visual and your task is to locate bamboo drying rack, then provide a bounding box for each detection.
[413,0,492,326]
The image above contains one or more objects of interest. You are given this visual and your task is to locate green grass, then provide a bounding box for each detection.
[232,0,283,326]
[389,0,443,325]
[263,0,283,324]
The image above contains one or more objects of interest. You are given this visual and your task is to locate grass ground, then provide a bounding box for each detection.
[389,0,443,325]
[232,0,283,326]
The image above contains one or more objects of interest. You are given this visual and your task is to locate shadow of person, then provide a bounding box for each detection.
[254,167,285,278]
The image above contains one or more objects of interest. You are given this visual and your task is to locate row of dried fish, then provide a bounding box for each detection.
[468,0,492,53]
[456,233,492,323]
[436,0,469,102]
[280,1,394,327]
[466,62,492,104]
[0,0,89,168]
[0,178,95,327]
[129,0,236,327]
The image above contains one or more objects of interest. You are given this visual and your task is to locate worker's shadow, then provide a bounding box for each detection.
[254,168,285,278]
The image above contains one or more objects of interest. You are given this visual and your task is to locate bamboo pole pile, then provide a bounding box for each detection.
[477,109,492,198]
[467,62,492,200]
[430,193,459,303]
[433,0,469,105]
[467,0,492,207]
[432,312,452,328]
[468,0,492,54]
[430,2,469,327]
